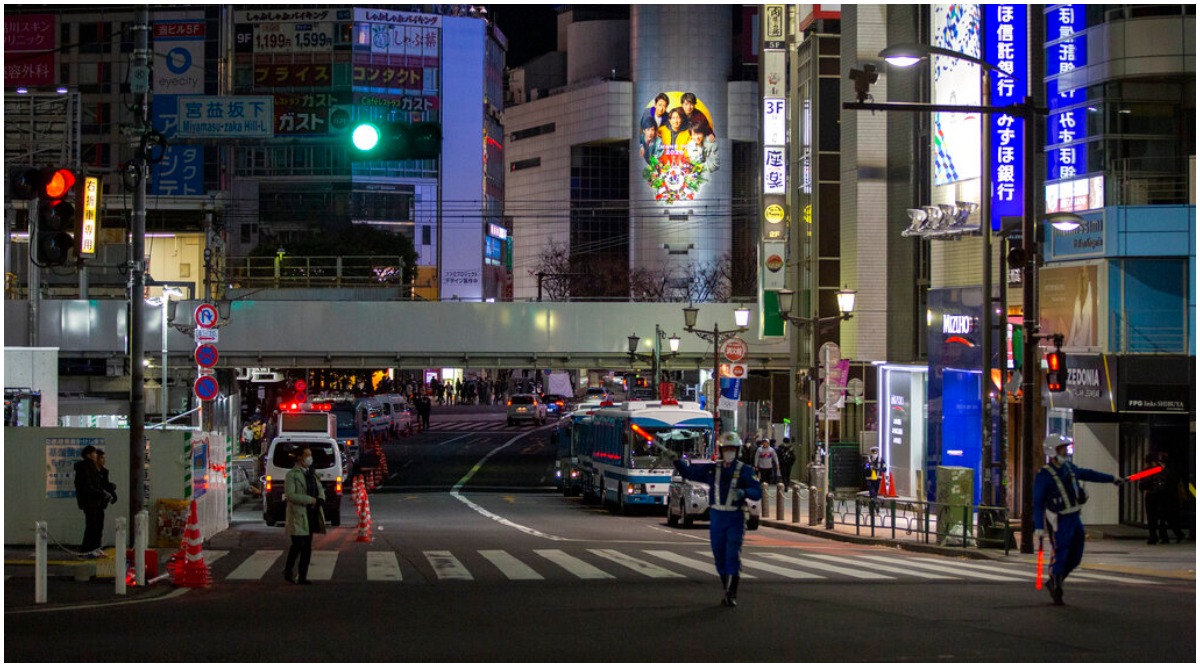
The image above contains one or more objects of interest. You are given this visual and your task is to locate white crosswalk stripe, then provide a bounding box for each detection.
[642,550,757,579]
[756,552,895,580]
[535,549,613,579]
[851,554,1023,582]
[480,549,543,580]
[307,551,339,581]
[366,551,403,581]
[425,550,472,580]
[588,549,685,578]
[226,549,282,580]
[801,552,957,580]
[203,547,1168,587]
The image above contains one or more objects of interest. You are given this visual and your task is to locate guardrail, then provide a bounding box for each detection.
[225,255,408,290]
[760,485,1013,555]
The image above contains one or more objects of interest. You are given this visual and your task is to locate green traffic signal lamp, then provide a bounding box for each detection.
[348,120,440,161]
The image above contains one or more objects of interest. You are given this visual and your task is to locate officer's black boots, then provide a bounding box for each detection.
[721,574,740,607]
[1047,574,1064,606]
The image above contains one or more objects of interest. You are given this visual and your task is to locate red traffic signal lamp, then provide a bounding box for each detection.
[9,166,78,266]
[1045,349,1067,392]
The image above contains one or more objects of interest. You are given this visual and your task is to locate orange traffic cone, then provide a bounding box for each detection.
[354,475,373,543]
[171,499,212,588]
[887,471,897,497]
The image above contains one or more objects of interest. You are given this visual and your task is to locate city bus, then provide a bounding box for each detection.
[553,403,601,497]
[578,400,714,514]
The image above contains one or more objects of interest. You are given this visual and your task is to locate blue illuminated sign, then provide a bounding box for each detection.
[1045,5,1088,182]
[985,4,1027,232]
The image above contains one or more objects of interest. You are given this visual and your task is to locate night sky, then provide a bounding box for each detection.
[489,4,561,68]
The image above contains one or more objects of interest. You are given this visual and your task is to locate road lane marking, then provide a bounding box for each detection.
[853,554,1022,582]
[800,552,957,579]
[226,550,282,580]
[449,433,570,541]
[203,550,229,565]
[925,558,1162,586]
[737,556,825,579]
[757,552,895,579]
[307,550,338,580]
[366,551,403,581]
[1064,570,1161,586]
[588,549,685,578]
[535,549,613,579]
[642,550,755,578]
[480,550,544,580]
[425,550,473,580]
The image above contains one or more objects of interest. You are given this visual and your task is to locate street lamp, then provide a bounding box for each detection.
[879,41,1014,516]
[682,305,750,422]
[775,286,857,525]
[146,286,183,428]
[626,326,681,396]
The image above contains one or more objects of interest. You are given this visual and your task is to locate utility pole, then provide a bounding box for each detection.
[128,8,151,521]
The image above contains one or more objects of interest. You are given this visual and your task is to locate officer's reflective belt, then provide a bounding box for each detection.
[1043,464,1082,515]
[712,461,743,511]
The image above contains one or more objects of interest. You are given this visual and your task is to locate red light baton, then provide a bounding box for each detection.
[1035,537,1044,590]
[1126,465,1164,482]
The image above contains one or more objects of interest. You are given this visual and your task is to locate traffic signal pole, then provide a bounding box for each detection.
[27,198,40,346]
[128,7,151,521]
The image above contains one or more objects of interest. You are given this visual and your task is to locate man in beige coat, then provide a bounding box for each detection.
[283,446,326,584]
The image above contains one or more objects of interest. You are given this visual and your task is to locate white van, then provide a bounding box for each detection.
[262,418,345,527]
[377,394,414,436]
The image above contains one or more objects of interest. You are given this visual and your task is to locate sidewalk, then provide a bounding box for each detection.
[757,484,1197,581]
[4,545,180,612]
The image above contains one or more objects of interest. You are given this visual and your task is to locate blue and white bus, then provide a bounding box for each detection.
[553,403,602,497]
[579,400,714,513]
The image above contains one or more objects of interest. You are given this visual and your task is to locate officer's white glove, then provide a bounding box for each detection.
[1034,529,1045,541]
[655,443,679,462]
[1112,476,1124,486]
[733,489,745,502]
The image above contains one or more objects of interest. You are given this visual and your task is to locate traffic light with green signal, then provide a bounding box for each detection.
[347,120,441,161]
[8,166,78,267]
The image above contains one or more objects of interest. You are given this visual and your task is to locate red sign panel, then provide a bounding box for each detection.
[4,14,56,87]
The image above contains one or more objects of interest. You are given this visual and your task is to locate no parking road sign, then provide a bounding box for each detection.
[194,302,219,329]
[193,375,220,401]
[195,344,219,369]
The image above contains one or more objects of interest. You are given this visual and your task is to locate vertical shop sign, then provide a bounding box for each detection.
[985,4,1026,232]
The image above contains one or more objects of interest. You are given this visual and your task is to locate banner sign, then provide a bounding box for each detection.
[1045,5,1087,183]
[4,13,56,87]
[985,4,1027,232]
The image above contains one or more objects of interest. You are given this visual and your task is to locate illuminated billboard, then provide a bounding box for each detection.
[931,4,981,185]
[638,91,718,204]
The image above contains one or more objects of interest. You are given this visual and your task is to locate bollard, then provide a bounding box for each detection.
[825,492,834,529]
[761,484,769,518]
[134,510,148,586]
[775,483,784,520]
[35,521,48,605]
[792,487,801,523]
[114,517,127,596]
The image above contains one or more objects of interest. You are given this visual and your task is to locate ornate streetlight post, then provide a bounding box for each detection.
[682,305,750,424]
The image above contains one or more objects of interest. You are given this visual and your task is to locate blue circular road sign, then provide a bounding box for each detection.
[195,344,219,369]
[193,375,219,401]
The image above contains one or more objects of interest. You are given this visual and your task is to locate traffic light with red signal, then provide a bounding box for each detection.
[1045,349,1067,392]
[9,166,78,267]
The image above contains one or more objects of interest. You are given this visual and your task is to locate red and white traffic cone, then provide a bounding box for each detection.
[354,475,373,542]
[171,499,212,588]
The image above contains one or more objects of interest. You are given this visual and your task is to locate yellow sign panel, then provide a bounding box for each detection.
[764,204,786,224]
[80,177,100,256]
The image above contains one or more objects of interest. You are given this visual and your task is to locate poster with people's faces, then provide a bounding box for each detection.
[637,91,718,204]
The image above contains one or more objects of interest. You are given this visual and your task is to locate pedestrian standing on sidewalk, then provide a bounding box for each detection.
[416,393,431,430]
[241,421,255,456]
[754,438,781,486]
[864,447,887,500]
[658,432,762,607]
[73,445,111,558]
[1033,434,1124,606]
[778,438,796,489]
[283,446,325,585]
[1140,453,1172,545]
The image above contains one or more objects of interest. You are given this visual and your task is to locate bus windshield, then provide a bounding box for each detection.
[628,426,712,469]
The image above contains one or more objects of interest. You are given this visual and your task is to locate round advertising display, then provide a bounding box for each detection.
[766,254,784,272]
[764,204,786,224]
[637,91,718,204]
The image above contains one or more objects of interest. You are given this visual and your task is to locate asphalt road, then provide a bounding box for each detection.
[6,405,1195,662]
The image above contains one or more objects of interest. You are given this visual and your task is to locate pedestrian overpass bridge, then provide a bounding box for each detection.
[6,300,793,373]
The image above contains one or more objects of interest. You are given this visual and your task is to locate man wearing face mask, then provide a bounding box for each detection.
[659,431,762,607]
[282,446,326,585]
[1033,433,1124,606]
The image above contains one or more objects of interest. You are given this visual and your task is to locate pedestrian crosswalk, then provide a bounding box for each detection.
[198,546,1165,588]
[421,420,541,433]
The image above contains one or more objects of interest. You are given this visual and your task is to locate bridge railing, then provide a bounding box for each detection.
[225,255,408,290]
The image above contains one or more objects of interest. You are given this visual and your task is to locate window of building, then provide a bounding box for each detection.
[510,157,541,171]
[78,22,110,54]
[511,123,555,141]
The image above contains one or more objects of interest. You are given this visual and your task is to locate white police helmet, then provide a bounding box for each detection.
[718,432,743,450]
[1043,433,1072,459]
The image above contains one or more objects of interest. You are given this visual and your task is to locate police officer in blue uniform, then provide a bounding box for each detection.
[1033,433,1124,605]
[660,431,762,607]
